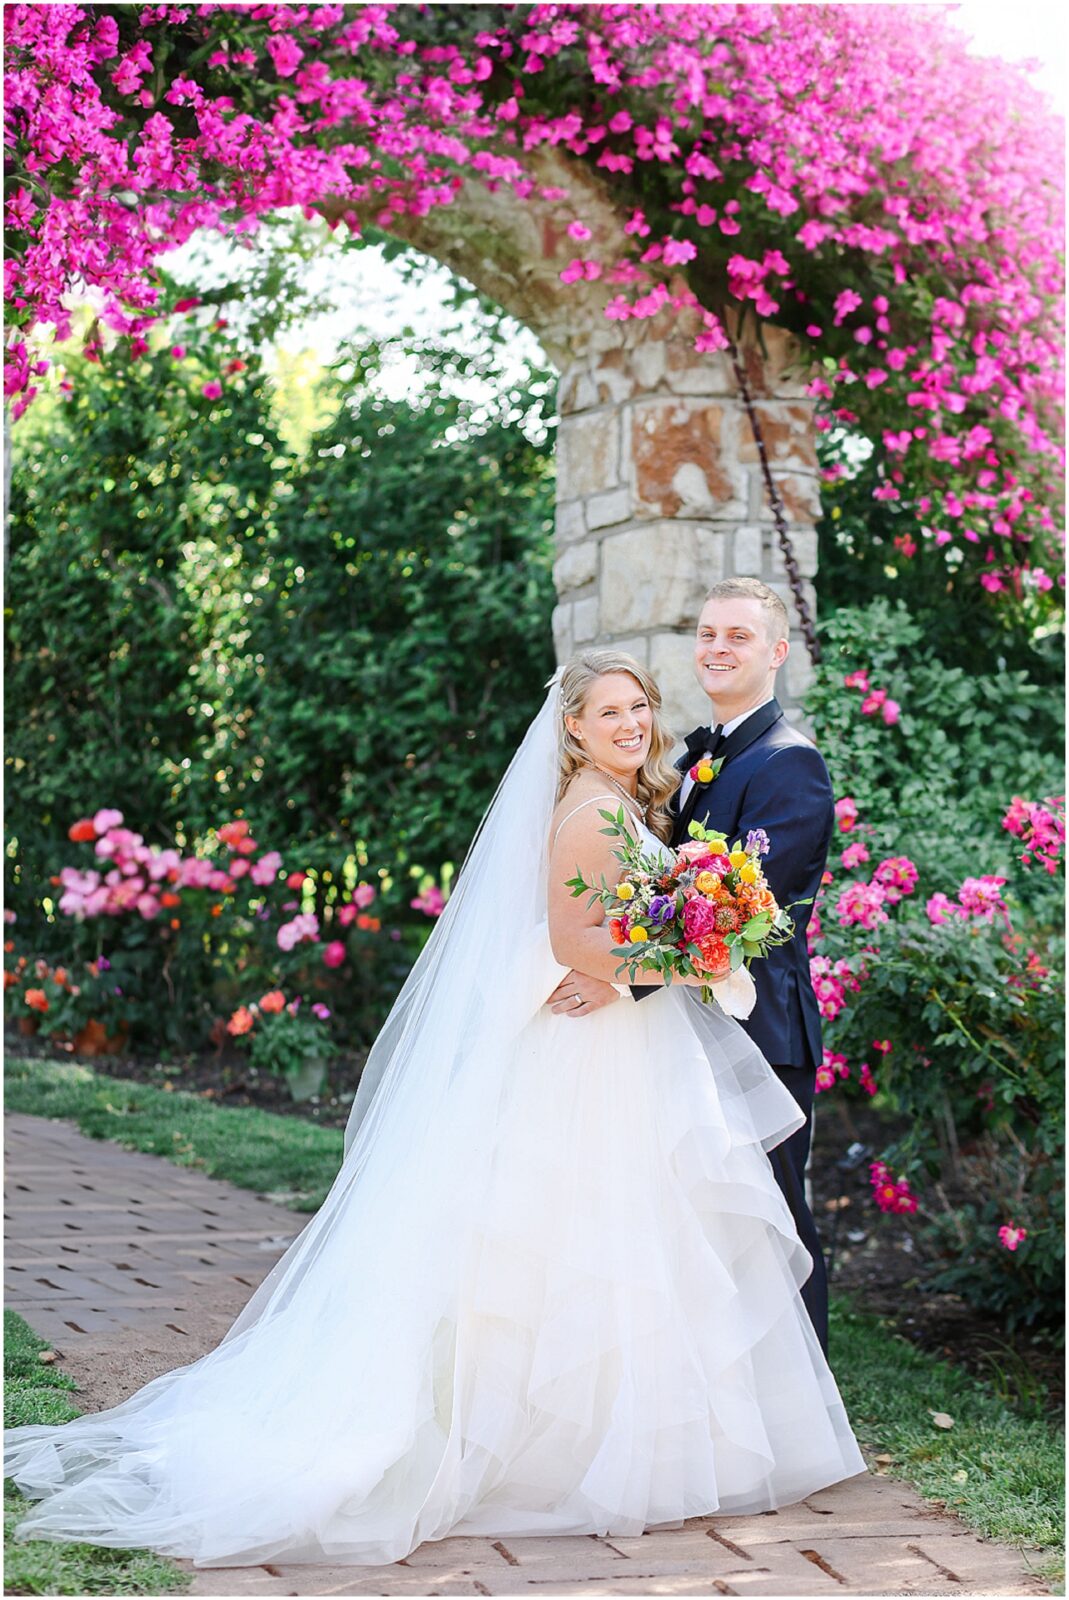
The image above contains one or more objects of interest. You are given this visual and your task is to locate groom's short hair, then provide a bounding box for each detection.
[704,578,790,643]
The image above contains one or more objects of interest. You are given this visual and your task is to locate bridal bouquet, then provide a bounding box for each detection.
[566,812,800,1016]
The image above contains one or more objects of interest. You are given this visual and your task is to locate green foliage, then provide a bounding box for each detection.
[4,1311,188,1596]
[807,601,1064,1332]
[832,1295,1064,1567]
[6,312,556,1054]
[4,1057,344,1212]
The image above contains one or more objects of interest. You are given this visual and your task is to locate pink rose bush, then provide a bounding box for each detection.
[1002,795,1065,875]
[3,5,1063,599]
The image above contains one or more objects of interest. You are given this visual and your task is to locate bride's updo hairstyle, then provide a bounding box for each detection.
[556,650,680,841]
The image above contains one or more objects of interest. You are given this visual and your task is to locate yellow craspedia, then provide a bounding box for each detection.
[739,862,758,885]
[629,925,649,944]
[696,763,714,783]
[616,882,635,901]
[729,850,749,869]
[694,871,717,894]
[707,837,728,855]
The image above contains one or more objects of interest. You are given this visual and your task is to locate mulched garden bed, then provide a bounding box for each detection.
[6,1030,1062,1421]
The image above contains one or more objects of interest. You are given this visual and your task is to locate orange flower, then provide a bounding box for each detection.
[3,971,17,990]
[25,988,49,1012]
[259,990,286,1014]
[226,1005,254,1036]
[356,913,381,932]
[3,939,13,953]
[53,967,69,986]
[609,918,627,945]
[210,903,223,917]
[160,891,181,908]
[169,918,181,930]
[693,935,732,978]
[68,818,97,842]
[752,888,777,915]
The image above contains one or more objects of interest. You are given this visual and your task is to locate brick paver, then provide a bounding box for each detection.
[4,1112,1049,1597]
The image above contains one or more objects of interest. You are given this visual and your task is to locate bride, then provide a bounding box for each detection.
[6,650,864,1567]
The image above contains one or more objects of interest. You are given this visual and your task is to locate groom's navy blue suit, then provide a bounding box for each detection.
[670,697,834,1352]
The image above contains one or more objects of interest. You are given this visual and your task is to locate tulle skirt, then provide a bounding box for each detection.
[6,987,865,1565]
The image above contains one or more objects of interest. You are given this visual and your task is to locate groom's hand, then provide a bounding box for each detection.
[547,970,621,1017]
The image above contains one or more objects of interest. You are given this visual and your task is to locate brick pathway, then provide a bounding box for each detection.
[4,1112,1048,1597]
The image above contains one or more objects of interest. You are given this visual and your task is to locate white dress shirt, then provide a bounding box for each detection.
[678,695,775,807]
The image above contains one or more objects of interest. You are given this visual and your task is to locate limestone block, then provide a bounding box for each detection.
[554,499,586,545]
[558,368,599,416]
[664,343,734,396]
[648,632,707,743]
[769,525,819,580]
[629,341,666,391]
[592,350,637,405]
[552,602,574,662]
[572,595,599,642]
[609,635,650,666]
[557,412,620,499]
[784,640,817,704]
[731,523,764,577]
[553,539,598,595]
[600,523,726,635]
[762,472,822,525]
[585,486,633,531]
[629,398,748,521]
[736,402,819,470]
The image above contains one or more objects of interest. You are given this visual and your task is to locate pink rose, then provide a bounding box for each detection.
[322,940,346,968]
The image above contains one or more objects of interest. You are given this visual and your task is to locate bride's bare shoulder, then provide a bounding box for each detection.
[549,770,615,841]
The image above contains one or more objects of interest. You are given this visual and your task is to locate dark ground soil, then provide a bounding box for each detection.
[7,1030,1063,1423]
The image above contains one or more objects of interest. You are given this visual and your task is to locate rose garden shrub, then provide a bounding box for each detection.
[806,600,1064,1332]
[5,315,555,1058]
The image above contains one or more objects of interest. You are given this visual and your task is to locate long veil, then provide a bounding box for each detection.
[220,672,570,1341]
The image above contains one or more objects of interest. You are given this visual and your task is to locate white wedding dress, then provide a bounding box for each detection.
[6,690,865,1567]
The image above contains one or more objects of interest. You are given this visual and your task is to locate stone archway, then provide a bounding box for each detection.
[334,151,822,735]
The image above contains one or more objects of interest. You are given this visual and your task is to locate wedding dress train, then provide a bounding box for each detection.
[6,693,865,1566]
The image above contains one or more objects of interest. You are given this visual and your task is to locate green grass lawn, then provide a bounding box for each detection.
[4,1311,189,1596]
[5,1054,343,1211]
[5,1054,1064,1588]
[832,1300,1064,1584]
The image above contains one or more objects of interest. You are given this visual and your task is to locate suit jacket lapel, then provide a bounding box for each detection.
[716,698,784,767]
[671,699,785,846]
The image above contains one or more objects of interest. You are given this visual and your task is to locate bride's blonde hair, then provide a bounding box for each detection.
[556,650,680,841]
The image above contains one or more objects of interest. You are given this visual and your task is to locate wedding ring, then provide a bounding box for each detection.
[572,993,583,1007]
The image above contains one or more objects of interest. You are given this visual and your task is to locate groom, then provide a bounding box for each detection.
[549,577,834,1353]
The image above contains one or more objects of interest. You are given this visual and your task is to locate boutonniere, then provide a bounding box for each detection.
[688,755,725,787]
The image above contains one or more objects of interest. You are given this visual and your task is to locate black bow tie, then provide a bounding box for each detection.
[683,723,725,761]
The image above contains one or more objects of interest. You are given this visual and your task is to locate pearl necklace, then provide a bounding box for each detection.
[586,762,644,822]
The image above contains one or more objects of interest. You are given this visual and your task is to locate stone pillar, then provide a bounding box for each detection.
[552,317,821,738]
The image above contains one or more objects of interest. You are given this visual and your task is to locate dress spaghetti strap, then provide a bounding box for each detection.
[552,794,639,848]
